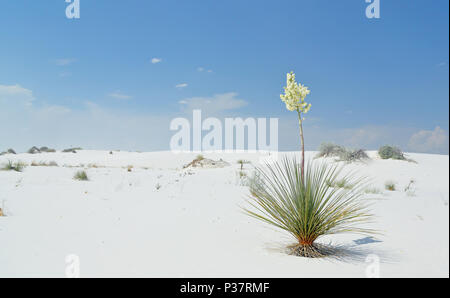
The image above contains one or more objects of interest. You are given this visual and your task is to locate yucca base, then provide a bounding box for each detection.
[288,243,330,258]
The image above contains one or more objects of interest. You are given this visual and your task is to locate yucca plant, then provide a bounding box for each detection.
[245,158,375,258]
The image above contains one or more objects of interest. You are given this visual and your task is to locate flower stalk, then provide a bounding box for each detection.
[280,71,311,183]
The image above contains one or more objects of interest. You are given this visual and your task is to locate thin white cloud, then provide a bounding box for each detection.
[175,83,188,89]
[59,72,72,78]
[437,62,447,67]
[55,58,76,66]
[178,92,248,115]
[408,126,449,154]
[197,67,213,73]
[151,58,162,64]
[108,91,132,100]
[0,84,34,106]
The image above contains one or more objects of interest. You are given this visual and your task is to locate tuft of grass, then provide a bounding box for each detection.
[74,170,89,181]
[326,178,353,189]
[364,187,383,195]
[2,160,27,172]
[155,183,162,190]
[378,145,406,160]
[237,159,251,170]
[127,165,133,172]
[245,158,376,258]
[385,181,396,191]
[196,154,205,161]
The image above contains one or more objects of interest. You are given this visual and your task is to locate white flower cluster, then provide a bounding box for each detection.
[280,71,311,113]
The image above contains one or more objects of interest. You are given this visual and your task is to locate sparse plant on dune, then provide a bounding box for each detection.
[245,158,375,258]
[364,187,383,195]
[74,170,89,181]
[316,143,346,158]
[31,161,58,167]
[1,160,27,172]
[404,179,416,197]
[327,178,353,189]
[316,143,369,163]
[378,145,406,160]
[338,149,370,163]
[385,181,396,191]
[237,159,250,170]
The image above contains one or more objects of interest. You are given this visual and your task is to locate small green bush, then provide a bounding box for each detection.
[378,145,406,160]
[74,170,89,181]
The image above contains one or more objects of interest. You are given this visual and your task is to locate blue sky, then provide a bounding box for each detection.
[0,0,448,153]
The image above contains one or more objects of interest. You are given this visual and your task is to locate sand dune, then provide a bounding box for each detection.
[0,150,448,277]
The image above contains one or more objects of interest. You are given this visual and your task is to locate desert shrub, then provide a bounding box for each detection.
[245,158,375,258]
[385,181,396,191]
[2,160,26,172]
[39,147,56,153]
[74,170,89,181]
[338,149,369,163]
[27,146,41,154]
[316,143,346,158]
[316,143,369,163]
[1,148,16,155]
[63,147,82,153]
[378,145,406,160]
[31,161,58,167]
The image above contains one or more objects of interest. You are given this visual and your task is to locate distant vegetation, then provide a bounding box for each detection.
[31,161,58,167]
[385,181,397,191]
[1,160,27,172]
[74,170,89,181]
[237,159,251,170]
[316,143,369,163]
[378,145,406,160]
[63,147,83,153]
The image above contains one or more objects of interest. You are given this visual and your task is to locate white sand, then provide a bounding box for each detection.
[0,150,448,277]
